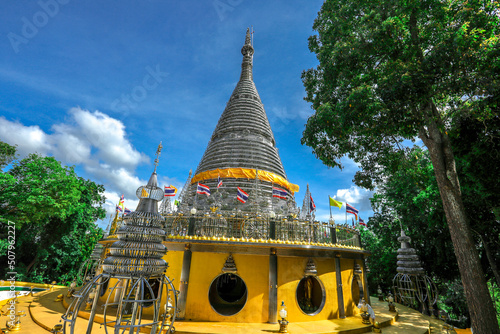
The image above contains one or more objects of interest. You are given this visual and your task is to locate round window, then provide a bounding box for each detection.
[208,273,247,316]
[296,276,325,315]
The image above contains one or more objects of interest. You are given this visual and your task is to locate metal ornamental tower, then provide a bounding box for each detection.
[62,144,177,334]
[393,229,437,315]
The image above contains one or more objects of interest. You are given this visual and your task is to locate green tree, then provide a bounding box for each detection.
[362,147,466,322]
[449,115,500,288]
[302,1,500,331]
[0,142,16,168]
[362,116,500,326]
[0,149,106,283]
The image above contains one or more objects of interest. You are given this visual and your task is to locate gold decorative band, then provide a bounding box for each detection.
[191,168,299,194]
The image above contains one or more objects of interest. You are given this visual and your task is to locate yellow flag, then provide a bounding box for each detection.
[170,185,178,193]
[329,196,343,209]
[141,188,149,198]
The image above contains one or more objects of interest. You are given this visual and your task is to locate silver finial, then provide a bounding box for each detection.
[153,141,163,173]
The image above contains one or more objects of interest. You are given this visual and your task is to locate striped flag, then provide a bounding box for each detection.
[217,176,223,188]
[124,208,132,215]
[346,203,359,219]
[237,187,249,203]
[115,205,123,212]
[359,218,367,227]
[272,187,287,200]
[164,185,177,197]
[310,194,316,211]
[197,183,211,196]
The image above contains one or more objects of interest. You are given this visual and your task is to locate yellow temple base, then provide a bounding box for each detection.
[0,287,462,334]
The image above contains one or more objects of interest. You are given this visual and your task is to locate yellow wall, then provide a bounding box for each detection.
[340,258,361,317]
[162,249,184,301]
[184,252,269,322]
[147,249,361,323]
[277,257,338,321]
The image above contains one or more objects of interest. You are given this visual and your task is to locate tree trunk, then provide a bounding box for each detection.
[419,103,500,334]
[25,253,38,274]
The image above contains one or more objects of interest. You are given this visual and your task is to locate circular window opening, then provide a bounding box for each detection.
[296,276,325,315]
[352,275,364,307]
[209,273,247,316]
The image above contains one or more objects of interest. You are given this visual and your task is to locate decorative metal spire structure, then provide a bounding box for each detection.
[62,143,178,334]
[393,229,437,315]
[159,197,174,215]
[184,28,299,212]
[177,169,192,214]
[300,184,315,221]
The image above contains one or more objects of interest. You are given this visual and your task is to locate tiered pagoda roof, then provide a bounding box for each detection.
[183,29,298,212]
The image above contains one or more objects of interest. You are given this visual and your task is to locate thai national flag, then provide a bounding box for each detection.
[124,208,132,215]
[197,183,211,196]
[272,187,288,200]
[119,194,124,204]
[237,187,249,203]
[164,185,177,197]
[309,194,316,211]
[359,218,367,226]
[217,176,223,188]
[346,203,359,219]
[115,205,123,212]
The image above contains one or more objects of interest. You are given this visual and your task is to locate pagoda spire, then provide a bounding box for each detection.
[240,27,254,81]
[185,28,298,212]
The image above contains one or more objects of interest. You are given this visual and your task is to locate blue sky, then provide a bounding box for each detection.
[0,0,374,228]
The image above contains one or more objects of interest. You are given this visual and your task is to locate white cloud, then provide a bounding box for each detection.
[69,108,148,167]
[0,118,52,157]
[332,186,373,211]
[84,164,144,199]
[0,108,151,225]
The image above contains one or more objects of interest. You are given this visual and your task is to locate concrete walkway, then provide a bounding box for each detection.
[1,288,455,333]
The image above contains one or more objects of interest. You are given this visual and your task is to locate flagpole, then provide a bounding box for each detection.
[345,204,347,225]
[194,183,199,208]
[271,182,274,214]
[329,195,332,219]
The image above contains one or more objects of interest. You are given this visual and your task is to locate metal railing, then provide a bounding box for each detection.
[163,213,361,248]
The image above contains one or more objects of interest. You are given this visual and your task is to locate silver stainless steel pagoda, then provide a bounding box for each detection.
[61,143,177,334]
[182,28,298,213]
[393,229,437,315]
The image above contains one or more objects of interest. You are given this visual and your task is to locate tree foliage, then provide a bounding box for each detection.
[0,146,106,283]
[302,0,500,331]
[0,141,16,169]
[302,0,499,180]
